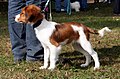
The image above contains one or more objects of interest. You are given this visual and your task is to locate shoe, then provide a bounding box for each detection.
[13,59,23,64]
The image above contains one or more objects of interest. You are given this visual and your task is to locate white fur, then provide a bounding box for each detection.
[98,27,111,37]
[34,20,102,70]
[34,19,61,70]
[70,1,80,12]
[15,14,20,23]
[72,26,100,70]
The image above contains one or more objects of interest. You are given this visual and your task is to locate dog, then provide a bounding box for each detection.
[70,0,80,12]
[15,5,111,70]
[59,0,80,12]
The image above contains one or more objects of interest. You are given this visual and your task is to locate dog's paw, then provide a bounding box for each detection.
[39,66,47,69]
[80,64,88,67]
[94,67,100,71]
[48,66,55,71]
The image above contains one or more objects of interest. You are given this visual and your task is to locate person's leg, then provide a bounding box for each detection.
[79,0,87,11]
[55,0,61,12]
[113,0,120,14]
[82,0,87,9]
[26,24,44,61]
[64,0,68,11]
[25,0,44,61]
[8,0,26,62]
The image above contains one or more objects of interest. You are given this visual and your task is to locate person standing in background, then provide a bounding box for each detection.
[113,0,120,15]
[8,0,44,63]
[79,0,88,11]
[55,0,68,13]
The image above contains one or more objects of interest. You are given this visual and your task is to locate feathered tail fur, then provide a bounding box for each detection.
[87,27,111,37]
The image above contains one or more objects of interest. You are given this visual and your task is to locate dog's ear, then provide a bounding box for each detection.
[28,14,35,22]
[55,24,63,31]
[50,24,63,46]
[24,5,43,22]
[52,25,61,42]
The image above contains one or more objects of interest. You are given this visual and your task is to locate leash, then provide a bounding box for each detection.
[49,0,52,21]
[42,0,50,12]
[67,0,71,15]
[42,0,52,21]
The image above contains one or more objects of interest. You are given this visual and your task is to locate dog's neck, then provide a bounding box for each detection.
[33,19,43,28]
[34,18,50,30]
[32,13,47,28]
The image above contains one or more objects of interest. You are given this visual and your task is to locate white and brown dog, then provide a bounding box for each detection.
[15,5,111,70]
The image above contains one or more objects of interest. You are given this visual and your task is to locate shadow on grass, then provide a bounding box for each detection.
[58,46,120,70]
[98,46,120,66]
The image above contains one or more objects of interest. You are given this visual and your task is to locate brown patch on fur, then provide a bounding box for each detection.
[86,26,99,34]
[67,22,99,40]
[50,23,79,47]
[82,24,99,40]
[50,22,99,47]
[18,5,43,23]
[65,22,91,41]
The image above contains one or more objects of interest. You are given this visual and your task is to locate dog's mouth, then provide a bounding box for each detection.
[15,18,25,23]
[15,14,27,23]
[18,20,25,23]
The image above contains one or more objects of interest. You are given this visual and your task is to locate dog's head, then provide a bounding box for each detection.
[15,5,44,24]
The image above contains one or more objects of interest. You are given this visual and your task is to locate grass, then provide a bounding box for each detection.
[0,3,120,79]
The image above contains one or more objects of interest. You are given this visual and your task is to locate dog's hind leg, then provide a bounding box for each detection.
[72,43,91,67]
[77,39,100,70]
[91,49,100,70]
[77,27,100,70]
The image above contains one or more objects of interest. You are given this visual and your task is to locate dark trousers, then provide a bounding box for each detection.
[8,0,44,61]
[79,0,87,10]
[113,0,120,14]
[55,0,68,11]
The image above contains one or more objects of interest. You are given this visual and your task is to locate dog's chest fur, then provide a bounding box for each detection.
[34,19,56,45]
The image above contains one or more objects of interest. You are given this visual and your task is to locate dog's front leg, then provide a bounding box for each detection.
[48,46,61,70]
[39,44,50,69]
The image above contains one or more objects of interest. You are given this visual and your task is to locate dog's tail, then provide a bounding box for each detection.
[87,27,111,37]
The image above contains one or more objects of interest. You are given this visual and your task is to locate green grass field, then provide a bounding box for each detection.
[0,3,120,79]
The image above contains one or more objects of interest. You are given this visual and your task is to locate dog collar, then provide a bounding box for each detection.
[33,19,43,28]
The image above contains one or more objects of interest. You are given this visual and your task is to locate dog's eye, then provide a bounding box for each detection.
[20,13,25,17]
[20,13,24,16]
[21,13,24,15]
[25,13,28,17]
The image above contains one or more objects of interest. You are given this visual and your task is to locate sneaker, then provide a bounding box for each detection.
[13,59,24,64]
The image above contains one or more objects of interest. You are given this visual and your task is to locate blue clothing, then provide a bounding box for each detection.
[55,0,68,11]
[79,0,87,10]
[113,0,120,14]
[8,0,44,61]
